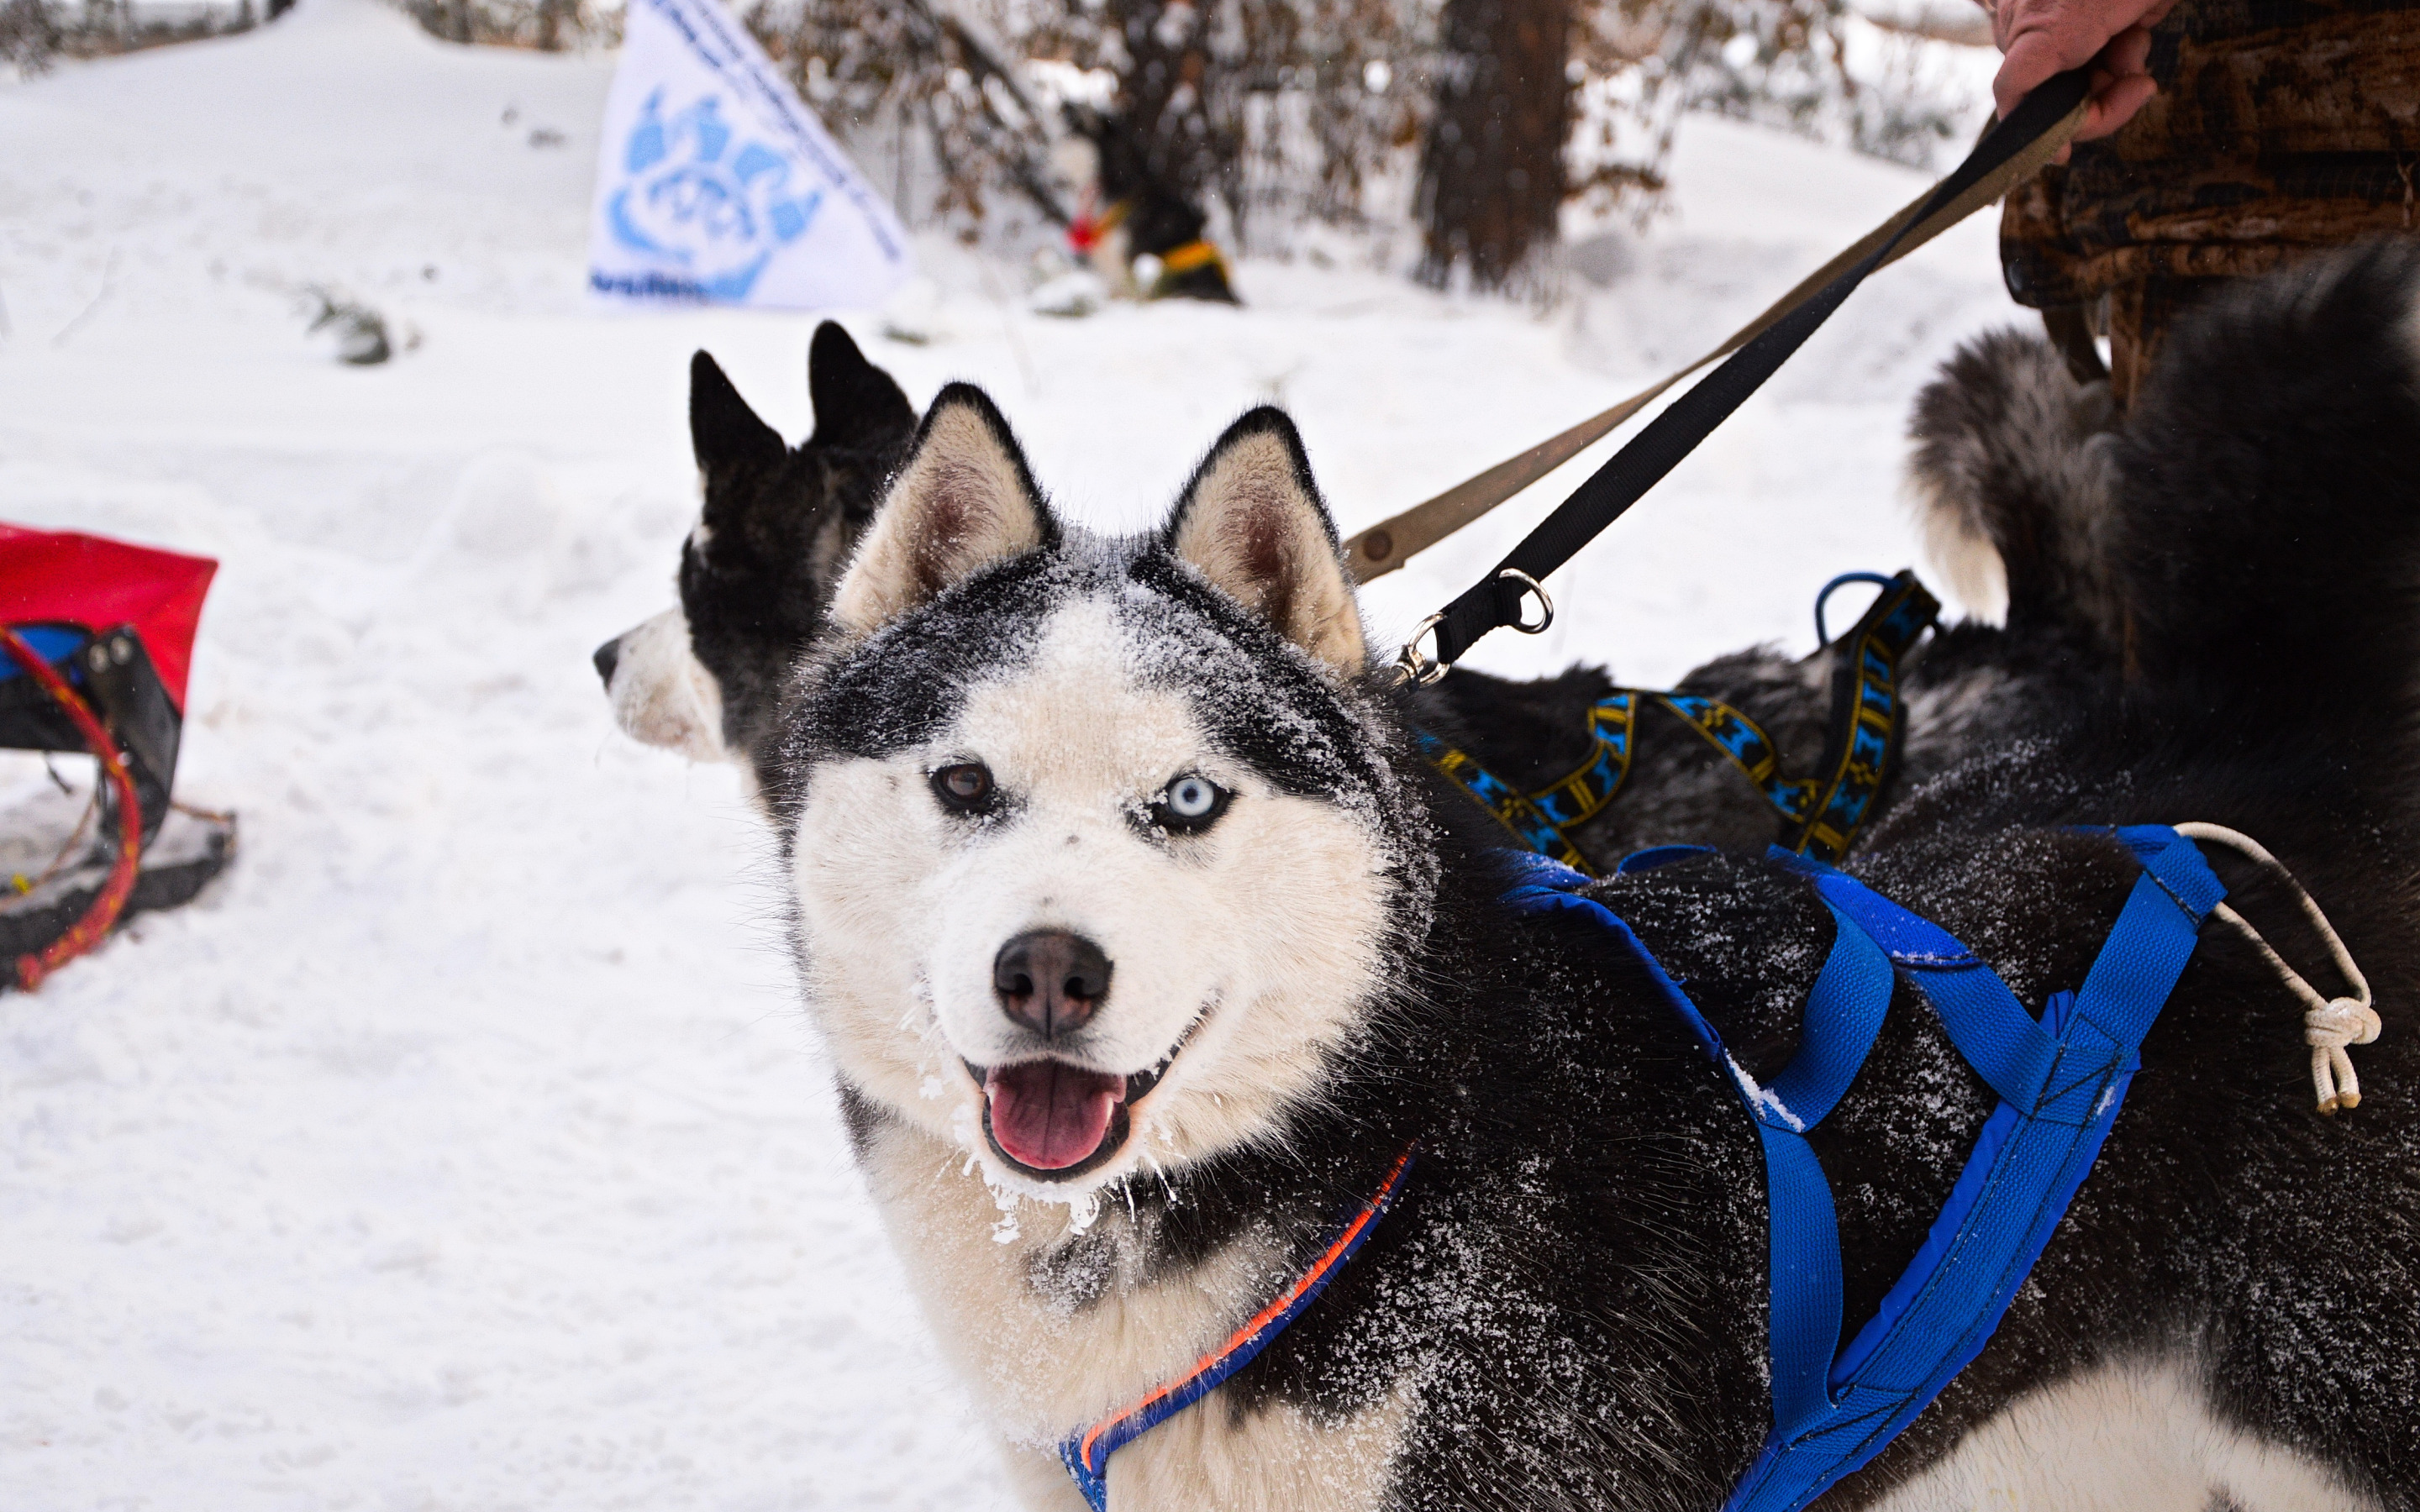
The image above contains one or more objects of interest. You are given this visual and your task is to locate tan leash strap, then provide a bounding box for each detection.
[1344,98,2088,584]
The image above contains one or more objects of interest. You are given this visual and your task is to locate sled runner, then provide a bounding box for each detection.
[0,523,234,990]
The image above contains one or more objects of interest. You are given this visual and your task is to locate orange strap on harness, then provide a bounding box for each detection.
[1155,239,1223,276]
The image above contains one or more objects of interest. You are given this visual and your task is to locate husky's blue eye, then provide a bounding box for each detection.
[1154,774,1229,833]
[932,761,997,814]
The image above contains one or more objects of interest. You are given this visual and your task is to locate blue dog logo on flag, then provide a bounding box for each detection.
[607,92,823,300]
[587,0,910,311]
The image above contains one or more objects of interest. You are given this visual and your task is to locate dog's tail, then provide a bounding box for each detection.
[2114,242,2420,722]
[1905,328,2125,648]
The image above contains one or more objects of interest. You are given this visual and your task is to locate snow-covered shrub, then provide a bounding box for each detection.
[0,0,63,73]
[751,0,1435,248]
[3,0,283,72]
[303,287,395,365]
[1670,0,1986,170]
[755,0,1059,232]
[398,0,612,50]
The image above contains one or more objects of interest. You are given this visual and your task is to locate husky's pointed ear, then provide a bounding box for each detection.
[1165,408,1365,675]
[807,322,915,447]
[691,351,786,480]
[833,384,1055,635]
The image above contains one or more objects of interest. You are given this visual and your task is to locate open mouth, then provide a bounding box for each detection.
[966,1018,1200,1181]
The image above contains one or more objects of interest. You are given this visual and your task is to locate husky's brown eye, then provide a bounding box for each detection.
[932,762,996,814]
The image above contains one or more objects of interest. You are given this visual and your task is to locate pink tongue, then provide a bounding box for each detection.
[986,1062,1123,1170]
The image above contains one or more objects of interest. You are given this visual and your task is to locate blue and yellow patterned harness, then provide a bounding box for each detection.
[1423,570,1938,869]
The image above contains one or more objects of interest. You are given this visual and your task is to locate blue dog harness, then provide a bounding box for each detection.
[1503,826,2224,1512]
[1052,828,2219,1509]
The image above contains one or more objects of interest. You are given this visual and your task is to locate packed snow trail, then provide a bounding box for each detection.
[0,5,2005,1505]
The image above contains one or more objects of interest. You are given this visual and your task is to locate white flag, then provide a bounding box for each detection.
[587,0,913,310]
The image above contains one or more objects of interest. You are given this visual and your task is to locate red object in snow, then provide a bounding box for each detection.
[1065,183,1111,256]
[0,627,144,990]
[0,523,218,711]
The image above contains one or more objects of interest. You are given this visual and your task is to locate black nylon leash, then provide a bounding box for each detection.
[1398,69,2092,682]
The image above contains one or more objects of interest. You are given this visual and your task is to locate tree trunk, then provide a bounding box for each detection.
[1417,0,1570,290]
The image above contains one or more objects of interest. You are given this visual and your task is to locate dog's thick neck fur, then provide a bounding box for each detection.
[768,247,2420,1511]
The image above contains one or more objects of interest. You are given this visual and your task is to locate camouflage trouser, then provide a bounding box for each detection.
[2000,0,2420,405]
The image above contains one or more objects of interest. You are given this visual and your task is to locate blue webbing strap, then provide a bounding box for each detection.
[1767,851,2060,1110]
[1500,828,2223,1512]
[1497,851,1894,1436]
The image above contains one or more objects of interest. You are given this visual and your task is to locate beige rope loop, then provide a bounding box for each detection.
[2174,822,2379,1115]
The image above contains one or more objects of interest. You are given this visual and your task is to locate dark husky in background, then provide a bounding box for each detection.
[1057,104,1241,305]
[743,245,2420,1509]
[599,313,2137,868]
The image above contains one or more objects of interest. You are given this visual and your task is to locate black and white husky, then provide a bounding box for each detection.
[594,321,915,764]
[750,246,2420,1509]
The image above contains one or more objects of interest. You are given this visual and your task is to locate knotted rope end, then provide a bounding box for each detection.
[2178,823,2380,1116]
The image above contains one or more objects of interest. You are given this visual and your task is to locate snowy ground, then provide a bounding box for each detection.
[0,6,2016,1507]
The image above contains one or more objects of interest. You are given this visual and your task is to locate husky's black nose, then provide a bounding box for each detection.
[592,636,622,689]
[993,930,1112,1039]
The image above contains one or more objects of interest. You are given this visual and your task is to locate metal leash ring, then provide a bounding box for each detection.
[1391,613,1450,686]
[1390,575,1549,686]
[1498,570,1554,634]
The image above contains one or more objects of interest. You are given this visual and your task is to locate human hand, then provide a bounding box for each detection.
[1989,0,2179,153]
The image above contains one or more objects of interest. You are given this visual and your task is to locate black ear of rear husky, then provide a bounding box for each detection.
[677,332,918,774]
[808,322,916,449]
[689,351,786,482]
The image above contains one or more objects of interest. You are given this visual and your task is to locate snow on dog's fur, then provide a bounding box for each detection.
[756,244,2420,1509]
[790,396,1431,1202]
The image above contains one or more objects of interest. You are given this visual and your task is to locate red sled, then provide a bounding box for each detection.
[0,524,235,990]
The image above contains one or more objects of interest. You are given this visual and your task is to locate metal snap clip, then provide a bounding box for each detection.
[1391,613,1451,686]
